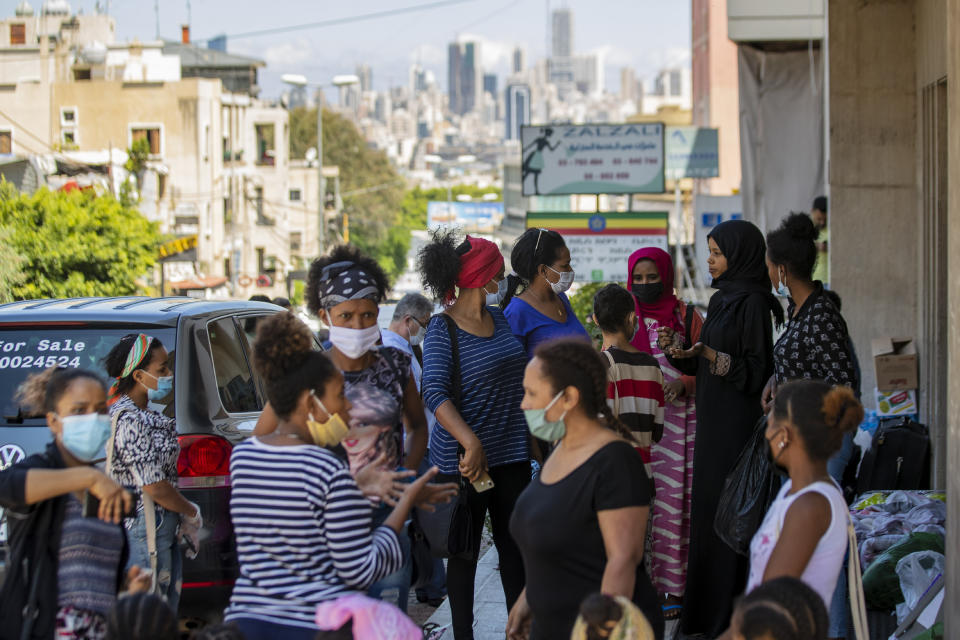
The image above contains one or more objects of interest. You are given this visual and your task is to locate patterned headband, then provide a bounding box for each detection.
[318,261,380,309]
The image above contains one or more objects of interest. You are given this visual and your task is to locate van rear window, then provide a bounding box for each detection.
[0,327,176,424]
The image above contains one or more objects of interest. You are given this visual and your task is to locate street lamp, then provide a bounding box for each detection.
[281,72,360,254]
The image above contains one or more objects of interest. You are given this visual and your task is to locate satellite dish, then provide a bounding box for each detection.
[305,148,318,162]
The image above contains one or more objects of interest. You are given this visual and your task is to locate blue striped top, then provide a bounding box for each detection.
[224,438,402,630]
[422,307,530,474]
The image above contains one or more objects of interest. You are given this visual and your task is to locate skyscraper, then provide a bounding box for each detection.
[552,8,573,57]
[356,64,372,92]
[512,46,526,74]
[448,40,483,115]
[505,83,531,141]
[483,73,498,97]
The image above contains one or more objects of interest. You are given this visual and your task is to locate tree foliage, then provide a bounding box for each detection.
[0,225,26,303]
[0,182,162,300]
[289,107,408,280]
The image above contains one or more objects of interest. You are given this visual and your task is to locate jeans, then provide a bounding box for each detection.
[231,617,326,640]
[827,430,855,638]
[437,461,530,640]
[126,507,183,613]
[367,505,413,612]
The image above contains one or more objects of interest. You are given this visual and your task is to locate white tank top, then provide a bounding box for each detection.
[746,479,849,606]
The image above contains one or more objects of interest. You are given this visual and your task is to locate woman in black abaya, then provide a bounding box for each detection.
[657,220,783,638]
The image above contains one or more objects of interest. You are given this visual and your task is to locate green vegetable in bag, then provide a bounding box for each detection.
[862,532,944,610]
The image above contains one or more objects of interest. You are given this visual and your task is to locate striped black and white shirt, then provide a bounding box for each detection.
[224,438,402,629]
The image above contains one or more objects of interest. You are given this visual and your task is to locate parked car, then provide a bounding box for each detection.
[0,296,285,619]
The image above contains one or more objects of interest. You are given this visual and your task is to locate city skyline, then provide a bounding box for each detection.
[0,0,690,97]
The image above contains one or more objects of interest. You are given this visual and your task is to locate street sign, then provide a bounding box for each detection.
[158,234,198,260]
[427,201,504,233]
[520,124,665,196]
[527,211,669,283]
[665,126,720,179]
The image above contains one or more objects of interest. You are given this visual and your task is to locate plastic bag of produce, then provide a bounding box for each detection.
[713,415,780,556]
[894,550,944,624]
[862,531,944,610]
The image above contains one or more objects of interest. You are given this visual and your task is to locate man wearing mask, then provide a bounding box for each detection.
[381,293,448,606]
[810,196,829,285]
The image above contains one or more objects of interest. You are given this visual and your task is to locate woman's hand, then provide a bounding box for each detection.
[88,469,132,524]
[355,453,415,505]
[668,342,703,359]
[459,440,488,483]
[124,566,153,594]
[656,326,677,351]
[506,589,532,640]
[663,380,686,403]
[761,375,777,414]
[400,466,458,512]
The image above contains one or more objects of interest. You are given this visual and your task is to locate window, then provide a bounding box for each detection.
[255,186,264,219]
[290,232,302,252]
[60,107,77,126]
[223,196,232,224]
[207,317,261,413]
[73,68,91,81]
[9,24,25,46]
[0,131,11,154]
[254,123,275,166]
[288,188,301,202]
[670,70,682,97]
[131,127,161,155]
[256,247,265,274]
[61,130,76,147]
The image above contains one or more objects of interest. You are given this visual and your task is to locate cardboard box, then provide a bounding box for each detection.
[871,337,918,391]
[874,388,918,417]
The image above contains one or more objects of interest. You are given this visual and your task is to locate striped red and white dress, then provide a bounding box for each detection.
[603,347,664,477]
[642,311,698,598]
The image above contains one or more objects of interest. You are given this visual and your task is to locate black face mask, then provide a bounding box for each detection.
[765,430,789,477]
[631,282,664,304]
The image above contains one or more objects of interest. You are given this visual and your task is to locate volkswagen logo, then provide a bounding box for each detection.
[0,444,25,471]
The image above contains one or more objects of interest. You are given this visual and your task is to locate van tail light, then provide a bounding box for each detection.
[178,435,232,481]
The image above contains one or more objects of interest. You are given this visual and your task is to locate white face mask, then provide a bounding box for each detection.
[485,278,509,307]
[328,324,381,359]
[408,319,426,347]
[545,265,575,294]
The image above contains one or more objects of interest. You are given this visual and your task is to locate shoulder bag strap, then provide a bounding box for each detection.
[602,350,620,417]
[847,519,869,640]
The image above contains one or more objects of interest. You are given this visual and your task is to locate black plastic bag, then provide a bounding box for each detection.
[714,415,781,556]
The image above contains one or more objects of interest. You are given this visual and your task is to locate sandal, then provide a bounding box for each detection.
[662,594,683,620]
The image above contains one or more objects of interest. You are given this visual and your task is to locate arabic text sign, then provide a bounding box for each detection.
[665,126,719,179]
[520,124,665,196]
[427,201,504,233]
[527,211,669,282]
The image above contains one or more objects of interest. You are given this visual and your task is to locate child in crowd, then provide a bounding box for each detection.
[570,593,656,640]
[106,592,178,640]
[593,284,665,472]
[728,576,828,640]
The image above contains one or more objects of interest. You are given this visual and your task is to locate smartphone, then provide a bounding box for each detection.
[471,471,495,493]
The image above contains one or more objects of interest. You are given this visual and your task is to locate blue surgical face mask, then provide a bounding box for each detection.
[774,267,790,298]
[141,371,173,402]
[59,412,112,462]
[523,391,567,441]
[485,278,509,307]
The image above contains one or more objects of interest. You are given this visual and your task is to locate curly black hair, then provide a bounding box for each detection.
[106,593,177,640]
[417,228,464,303]
[501,227,567,309]
[592,284,635,335]
[102,334,166,397]
[533,338,633,440]
[253,312,339,419]
[305,244,390,316]
[766,212,820,282]
[734,576,829,640]
[577,593,624,640]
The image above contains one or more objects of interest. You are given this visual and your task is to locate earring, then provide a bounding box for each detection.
[778,441,785,450]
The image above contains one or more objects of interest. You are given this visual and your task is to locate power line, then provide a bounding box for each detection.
[197,0,475,42]
[455,0,525,35]
[0,107,55,150]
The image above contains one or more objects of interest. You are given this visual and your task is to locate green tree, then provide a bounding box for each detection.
[568,281,613,344]
[0,225,26,302]
[0,182,162,299]
[289,107,408,279]
[122,138,151,205]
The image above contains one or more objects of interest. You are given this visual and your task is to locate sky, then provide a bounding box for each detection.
[6,0,690,97]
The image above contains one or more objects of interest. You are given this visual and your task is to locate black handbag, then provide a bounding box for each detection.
[713,415,780,556]
[417,313,475,560]
[856,417,931,493]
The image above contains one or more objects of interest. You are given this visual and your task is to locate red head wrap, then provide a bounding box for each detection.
[447,235,503,304]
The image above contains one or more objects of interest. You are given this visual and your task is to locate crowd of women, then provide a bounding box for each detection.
[0,208,866,640]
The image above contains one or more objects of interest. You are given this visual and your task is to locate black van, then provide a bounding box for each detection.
[0,296,283,618]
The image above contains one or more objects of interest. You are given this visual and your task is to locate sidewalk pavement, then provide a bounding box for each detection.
[425,547,680,639]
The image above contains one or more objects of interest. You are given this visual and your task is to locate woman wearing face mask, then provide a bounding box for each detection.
[104,334,201,613]
[225,313,455,640]
[501,228,589,359]
[656,220,782,638]
[716,380,862,640]
[0,367,152,640]
[627,247,703,621]
[506,339,663,640]
[418,231,531,640]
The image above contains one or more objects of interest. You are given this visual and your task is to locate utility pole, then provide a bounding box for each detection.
[154,0,159,39]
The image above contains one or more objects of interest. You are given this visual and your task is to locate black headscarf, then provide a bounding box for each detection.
[707,220,784,326]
